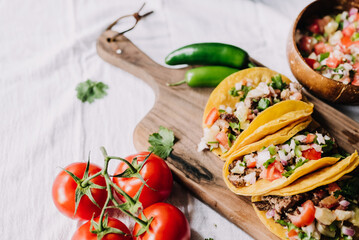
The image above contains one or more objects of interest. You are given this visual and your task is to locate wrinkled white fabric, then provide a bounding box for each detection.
[1,0,358,239]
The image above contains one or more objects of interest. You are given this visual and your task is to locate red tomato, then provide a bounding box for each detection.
[289,200,316,227]
[341,35,353,48]
[246,158,256,168]
[343,25,355,37]
[326,57,340,68]
[262,162,283,182]
[204,107,219,126]
[314,42,333,55]
[304,133,316,143]
[308,22,320,34]
[52,163,107,220]
[215,131,230,150]
[72,217,132,240]
[352,74,359,86]
[304,58,317,69]
[288,229,298,240]
[353,62,359,72]
[113,152,173,209]
[302,148,321,160]
[299,36,314,53]
[133,203,190,240]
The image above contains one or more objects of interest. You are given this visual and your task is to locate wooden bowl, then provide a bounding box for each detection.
[287,0,359,104]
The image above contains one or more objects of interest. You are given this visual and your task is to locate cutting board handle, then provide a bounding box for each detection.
[96,30,187,90]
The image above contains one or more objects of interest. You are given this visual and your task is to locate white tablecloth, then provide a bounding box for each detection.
[1,0,358,239]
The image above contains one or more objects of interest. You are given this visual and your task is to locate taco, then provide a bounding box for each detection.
[252,151,359,240]
[198,67,313,159]
[223,122,346,196]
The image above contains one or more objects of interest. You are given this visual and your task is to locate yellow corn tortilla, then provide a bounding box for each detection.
[202,67,313,158]
[251,152,359,240]
[223,119,346,196]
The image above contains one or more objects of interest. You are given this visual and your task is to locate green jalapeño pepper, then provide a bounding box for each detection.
[165,42,248,69]
[167,66,238,87]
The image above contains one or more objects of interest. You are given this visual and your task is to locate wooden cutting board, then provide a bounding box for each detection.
[97,30,359,240]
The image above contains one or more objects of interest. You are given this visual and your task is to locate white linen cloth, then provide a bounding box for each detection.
[1,0,358,239]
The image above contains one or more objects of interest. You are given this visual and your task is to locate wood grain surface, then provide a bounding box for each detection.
[97,30,359,240]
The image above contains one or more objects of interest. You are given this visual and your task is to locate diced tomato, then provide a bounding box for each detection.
[304,133,316,143]
[314,42,325,55]
[246,159,256,168]
[341,35,353,48]
[302,148,322,160]
[352,73,359,86]
[304,58,317,69]
[215,131,229,150]
[288,200,316,228]
[299,36,314,53]
[353,63,359,72]
[343,25,355,37]
[308,22,320,34]
[328,182,341,194]
[288,229,298,240]
[326,57,340,68]
[314,42,333,55]
[263,162,283,182]
[314,18,325,33]
[204,107,219,126]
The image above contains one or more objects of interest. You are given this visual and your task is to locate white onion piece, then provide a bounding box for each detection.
[349,7,358,16]
[257,150,271,167]
[266,209,275,219]
[342,226,355,237]
[339,200,350,207]
[343,19,350,29]
[311,144,322,152]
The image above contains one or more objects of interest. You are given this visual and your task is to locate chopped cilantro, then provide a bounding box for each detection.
[257,98,270,111]
[218,109,226,113]
[352,32,359,42]
[76,79,109,103]
[228,133,237,147]
[229,87,239,97]
[282,159,308,178]
[263,157,276,169]
[319,52,330,62]
[335,175,359,202]
[335,14,342,23]
[207,141,219,144]
[205,238,214,240]
[294,145,302,157]
[229,122,240,131]
[268,146,276,155]
[270,74,286,90]
[239,85,251,101]
[148,126,175,159]
[322,139,334,154]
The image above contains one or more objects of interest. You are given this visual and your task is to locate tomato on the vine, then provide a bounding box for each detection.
[112,152,173,209]
[52,162,107,220]
[72,217,132,240]
[133,203,191,240]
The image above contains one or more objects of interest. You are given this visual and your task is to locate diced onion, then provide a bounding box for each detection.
[257,150,271,167]
[349,7,358,16]
[342,226,355,237]
[244,172,256,185]
[339,200,350,207]
[266,209,275,219]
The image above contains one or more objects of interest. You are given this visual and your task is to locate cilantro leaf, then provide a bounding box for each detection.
[148,126,175,159]
[319,52,330,62]
[257,98,270,111]
[76,79,109,103]
[239,85,251,101]
[270,74,286,90]
[229,87,239,97]
[282,159,308,178]
[229,122,240,131]
[263,157,276,169]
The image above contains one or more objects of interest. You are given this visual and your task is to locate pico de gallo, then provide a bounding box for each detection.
[254,174,359,240]
[227,130,340,188]
[198,75,302,153]
[296,7,359,86]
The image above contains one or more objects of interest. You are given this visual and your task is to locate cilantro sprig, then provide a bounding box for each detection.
[282,159,308,178]
[148,126,175,159]
[76,79,109,103]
